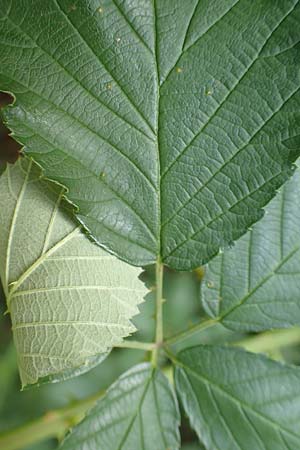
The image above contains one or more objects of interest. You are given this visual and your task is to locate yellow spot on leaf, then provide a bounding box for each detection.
[194,266,205,280]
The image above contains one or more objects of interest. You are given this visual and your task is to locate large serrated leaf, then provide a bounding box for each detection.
[1,1,300,269]
[59,363,181,450]
[174,345,300,450]
[0,159,146,386]
[202,165,300,331]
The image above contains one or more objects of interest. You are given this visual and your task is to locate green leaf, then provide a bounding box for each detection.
[202,165,300,331]
[33,352,109,387]
[174,345,300,450]
[1,1,300,269]
[59,363,180,450]
[0,159,146,386]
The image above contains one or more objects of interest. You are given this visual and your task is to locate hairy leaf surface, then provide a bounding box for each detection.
[202,166,300,331]
[0,1,300,269]
[175,346,300,450]
[0,159,146,386]
[60,363,180,450]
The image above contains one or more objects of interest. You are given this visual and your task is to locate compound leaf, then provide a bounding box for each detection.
[60,363,180,450]
[0,1,300,269]
[174,345,300,450]
[0,159,146,386]
[202,165,300,331]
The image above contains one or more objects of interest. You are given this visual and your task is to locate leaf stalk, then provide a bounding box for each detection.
[151,259,164,366]
[115,340,156,351]
[164,318,218,346]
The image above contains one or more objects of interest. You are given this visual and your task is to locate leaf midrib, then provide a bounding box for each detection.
[3,1,298,267]
[153,0,161,259]
[116,369,154,450]
[62,367,152,448]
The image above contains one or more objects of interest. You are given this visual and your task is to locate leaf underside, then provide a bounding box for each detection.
[0,0,300,269]
[60,363,181,450]
[202,165,300,331]
[0,159,146,386]
[175,346,300,450]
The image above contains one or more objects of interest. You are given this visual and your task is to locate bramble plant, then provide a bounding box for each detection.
[0,1,300,449]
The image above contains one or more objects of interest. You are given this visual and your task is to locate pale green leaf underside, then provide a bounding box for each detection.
[175,346,300,450]
[0,159,146,386]
[60,363,180,450]
[1,0,300,269]
[202,165,300,331]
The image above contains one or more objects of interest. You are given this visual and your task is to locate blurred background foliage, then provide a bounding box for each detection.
[1,92,300,450]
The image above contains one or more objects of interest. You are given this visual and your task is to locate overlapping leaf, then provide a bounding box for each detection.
[175,346,300,450]
[60,363,180,450]
[0,159,146,386]
[0,0,300,269]
[202,165,300,331]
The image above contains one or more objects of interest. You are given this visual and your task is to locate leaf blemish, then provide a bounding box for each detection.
[176,67,183,74]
